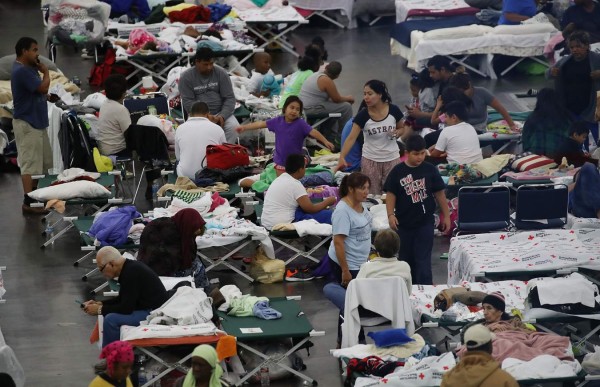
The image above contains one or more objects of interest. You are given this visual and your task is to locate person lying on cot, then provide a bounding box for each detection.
[260,153,336,230]
[467,291,531,333]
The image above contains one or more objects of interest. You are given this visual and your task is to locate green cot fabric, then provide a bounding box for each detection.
[217,298,313,340]
[251,164,332,193]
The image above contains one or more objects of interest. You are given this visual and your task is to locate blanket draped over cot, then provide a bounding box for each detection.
[447,229,600,285]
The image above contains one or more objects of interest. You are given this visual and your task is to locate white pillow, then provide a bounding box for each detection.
[28,180,111,201]
[492,23,557,35]
[422,25,493,40]
[83,93,108,110]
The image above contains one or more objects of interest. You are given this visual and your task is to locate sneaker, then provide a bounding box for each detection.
[285,268,315,282]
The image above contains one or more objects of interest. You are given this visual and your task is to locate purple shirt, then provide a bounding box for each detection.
[266,116,312,165]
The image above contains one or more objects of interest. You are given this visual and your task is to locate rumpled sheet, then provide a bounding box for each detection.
[502,355,582,380]
[567,214,600,230]
[120,322,223,341]
[332,334,426,361]
[457,330,573,363]
[395,0,478,23]
[447,229,600,285]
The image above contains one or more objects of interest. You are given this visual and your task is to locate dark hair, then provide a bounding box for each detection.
[448,72,471,91]
[190,101,209,116]
[285,154,306,174]
[0,373,16,387]
[282,95,303,115]
[325,61,342,78]
[104,74,128,101]
[443,101,469,121]
[360,79,392,110]
[311,36,328,61]
[570,121,591,136]
[405,134,426,152]
[440,86,473,108]
[339,172,370,197]
[531,88,569,123]
[427,55,452,72]
[15,37,37,56]
[374,229,401,258]
[417,68,435,89]
[568,30,590,46]
[409,75,420,88]
[298,55,318,72]
[194,47,215,62]
[304,44,324,64]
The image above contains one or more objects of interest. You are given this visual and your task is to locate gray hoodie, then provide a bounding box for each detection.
[179,64,236,119]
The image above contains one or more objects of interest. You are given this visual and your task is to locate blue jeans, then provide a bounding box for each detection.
[294,208,333,224]
[103,310,150,347]
[396,220,435,285]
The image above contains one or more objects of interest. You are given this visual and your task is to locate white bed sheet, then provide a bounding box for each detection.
[121,322,223,341]
[395,0,475,23]
[447,229,600,285]
[289,0,354,21]
[236,6,305,22]
[567,214,600,230]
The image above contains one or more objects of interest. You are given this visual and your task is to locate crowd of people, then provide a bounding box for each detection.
[6,0,600,383]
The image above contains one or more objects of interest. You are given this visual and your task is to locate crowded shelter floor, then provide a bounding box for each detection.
[0,1,589,386]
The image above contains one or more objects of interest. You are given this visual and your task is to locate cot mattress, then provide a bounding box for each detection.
[567,214,600,230]
[448,229,600,285]
[121,322,224,345]
[236,6,306,22]
[395,0,478,23]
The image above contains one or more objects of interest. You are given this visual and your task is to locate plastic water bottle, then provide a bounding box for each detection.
[44,224,54,244]
[260,367,270,386]
[151,182,160,208]
[138,367,147,386]
[72,76,81,103]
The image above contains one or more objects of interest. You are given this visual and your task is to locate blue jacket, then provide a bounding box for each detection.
[101,0,151,20]
[89,206,141,247]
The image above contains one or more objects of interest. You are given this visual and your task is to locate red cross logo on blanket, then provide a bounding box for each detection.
[512,258,519,262]
[492,133,498,139]
[500,235,506,240]
[570,230,575,234]
[143,328,149,331]
[381,378,388,384]
[426,303,433,309]
[419,373,425,380]
[551,255,556,258]
[528,264,534,267]
[528,235,534,240]
[443,366,450,370]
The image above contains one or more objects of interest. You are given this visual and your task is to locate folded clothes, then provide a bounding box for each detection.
[253,300,282,320]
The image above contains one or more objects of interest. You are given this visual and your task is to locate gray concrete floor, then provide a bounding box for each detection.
[0,2,553,386]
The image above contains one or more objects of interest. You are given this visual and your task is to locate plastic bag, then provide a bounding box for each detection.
[582,346,600,374]
[440,302,472,322]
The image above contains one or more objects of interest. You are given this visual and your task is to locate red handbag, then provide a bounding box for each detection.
[204,143,250,170]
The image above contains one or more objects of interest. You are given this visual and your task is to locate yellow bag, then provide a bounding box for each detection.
[93,147,113,172]
[249,246,285,284]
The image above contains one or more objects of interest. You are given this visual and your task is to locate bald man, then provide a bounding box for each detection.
[83,246,168,347]
[248,52,274,97]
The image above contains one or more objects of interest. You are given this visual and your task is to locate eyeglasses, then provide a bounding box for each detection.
[99,262,109,273]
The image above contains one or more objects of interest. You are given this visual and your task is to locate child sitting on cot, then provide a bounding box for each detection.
[247,52,275,97]
[236,96,334,177]
[405,69,437,130]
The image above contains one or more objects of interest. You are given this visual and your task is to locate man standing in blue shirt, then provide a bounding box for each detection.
[11,37,53,215]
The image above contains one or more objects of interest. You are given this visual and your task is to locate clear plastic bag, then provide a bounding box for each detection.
[582,345,600,375]
[440,302,473,322]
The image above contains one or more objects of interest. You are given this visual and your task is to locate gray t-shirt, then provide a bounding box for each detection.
[179,64,236,118]
[299,72,329,107]
[97,99,131,155]
[328,200,373,270]
[467,87,494,131]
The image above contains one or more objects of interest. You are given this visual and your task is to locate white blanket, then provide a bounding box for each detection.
[294,219,332,237]
[395,0,475,23]
[236,6,305,22]
[145,286,213,326]
[502,355,582,380]
[447,229,600,285]
[354,352,456,386]
[370,204,390,231]
[530,272,597,308]
[568,214,600,230]
[121,322,222,341]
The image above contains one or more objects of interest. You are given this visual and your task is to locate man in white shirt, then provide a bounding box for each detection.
[175,101,226,179]
[430,101,483,165]
[261,154,336,230]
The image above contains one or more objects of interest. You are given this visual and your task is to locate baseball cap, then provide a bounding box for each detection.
[464,324,495,349]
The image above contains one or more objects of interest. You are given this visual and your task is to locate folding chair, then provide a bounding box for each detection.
[254,204,331,266]
[216,296,324,386]
[123,92,170,121]
[454,185,511,235]
[341,277,414,348]
[513,184,568,230]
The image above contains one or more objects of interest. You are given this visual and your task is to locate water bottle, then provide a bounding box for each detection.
[138,367,147,386]
[44,224,54,244]
[260,366,270,386]
[72,76,81,103]
[151,182,160,208]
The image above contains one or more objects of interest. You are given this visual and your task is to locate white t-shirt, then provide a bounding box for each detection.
[356,257,412,294]
[97,99,131,155]
[261,173,307,230]
[435,121,483,165]
[354,104,403,162]
[247,69,274,94]
[175,117,226,178]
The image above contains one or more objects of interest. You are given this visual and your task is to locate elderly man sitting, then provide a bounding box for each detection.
[83,246,168,347]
